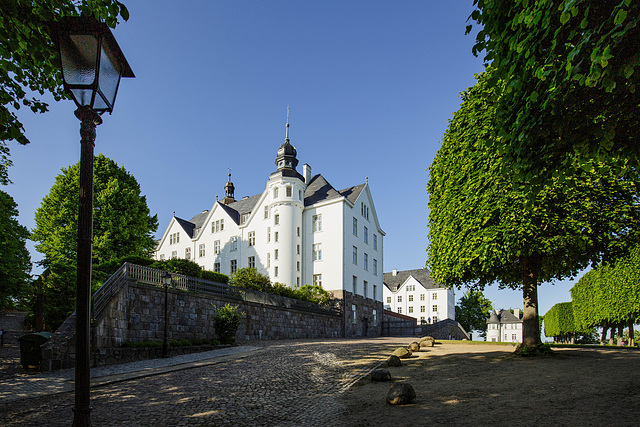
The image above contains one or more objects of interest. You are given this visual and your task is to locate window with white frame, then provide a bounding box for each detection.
[230,259,237,274]
[159,254,165,260]
[398,295,402,302]
[286,185,292,197]
[267,252,271,267]
[407,284,415,291]
[352,304,357,324]
[230,236,238,251]
[241,213,249,224]
[373,309,377,326]
[364,253,368,270]
[211,219,224,233]
[296,261,300,271]
[297,244,300,255]
[199,244,205,257]
[299,189,302,200]
[353,246,358,264]
[373,234,377,250]
[363,280,368,298]
[274,214,280,225]
[171,251,177,259]
[264,206,269,219]
[297,226,300,236]
[409,295,413,302]
[364,226,368,244]
[274,266,278,277]
[420,294,425,301]
[312,214,322,232]
[274,249,279,260]
[185,248,191,260]
[373,284,377,300]
[352,217,357,236]
[267,227,271,243]
[373,259,377,275]
[313,243,322,261]
[313,274,322,287]
[273,187,278,198]
[248,231,255,246]
[408,306,414,313]
[214,240,220,254]
[214,262,220,273]
[432,305,438,312]
[169,232,180,244]
[248,256,255,269]
[433,293,438,300]
[398,307,402,314]
[386,296,391,303]
[421,306,425,312]
[274,231,279,243]
[353,276,357,294]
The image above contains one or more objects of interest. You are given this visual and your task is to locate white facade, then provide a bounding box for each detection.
[382,269,455,324]
[486,309,523,343]
[155,133,384,302]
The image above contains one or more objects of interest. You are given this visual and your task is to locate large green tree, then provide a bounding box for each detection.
[32,154,158,266]
[0,190,31,308]
[427,71,640,349]
[468,0,640,190]
[455,289,493,338]
[0,0,129,184]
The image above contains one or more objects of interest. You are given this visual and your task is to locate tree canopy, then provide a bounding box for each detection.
[0,0,129,184]
[0,190,31,308]
[427,71,640,348]
[455,289,493,338]
[468,0,640,189]
[32,154,158,266]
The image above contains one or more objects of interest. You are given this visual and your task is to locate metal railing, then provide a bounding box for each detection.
[92,263,340,319]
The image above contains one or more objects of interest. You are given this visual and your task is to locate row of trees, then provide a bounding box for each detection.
[428,0,640,352]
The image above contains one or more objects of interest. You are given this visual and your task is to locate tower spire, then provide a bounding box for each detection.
[285,105,290,142]
[223,165,235,204]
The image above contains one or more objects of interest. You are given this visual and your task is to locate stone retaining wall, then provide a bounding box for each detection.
[41,280,349,371]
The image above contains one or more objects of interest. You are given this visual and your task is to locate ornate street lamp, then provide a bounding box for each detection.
[162,271,172,358]
[48,16,134,427]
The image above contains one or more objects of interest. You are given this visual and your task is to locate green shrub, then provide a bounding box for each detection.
[229,268,272,292]
[296,284,332,305]
[213,303,243,344]
[514,343,553,357]
[151,258,203,277]
[200,270,229,284]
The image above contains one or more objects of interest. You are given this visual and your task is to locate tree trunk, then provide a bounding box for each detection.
[601,325,608,345]
[629,320,635,347]
[609,326,615,346]
[521,255,541,347]
[618,324,625,346]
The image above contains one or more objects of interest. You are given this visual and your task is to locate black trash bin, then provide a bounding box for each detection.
[18,332,52,369]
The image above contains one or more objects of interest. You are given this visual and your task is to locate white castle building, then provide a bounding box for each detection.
[154,121,385,304]
[383,268,455,324]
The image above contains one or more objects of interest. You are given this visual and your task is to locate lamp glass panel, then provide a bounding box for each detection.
[70,88,94,107]
[60,35,98,86]
[98,44,122,109]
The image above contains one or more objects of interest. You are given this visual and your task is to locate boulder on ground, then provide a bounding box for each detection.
[408,341,420,352]
[420,336,434,342]
[420,339,434,348]
[386,382,416,405]
[370,368,391,382]
[386,355,402,367]
[392,347,412,358]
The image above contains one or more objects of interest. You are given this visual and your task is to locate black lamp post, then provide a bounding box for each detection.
[162,272,172,358]
[48,16,134,427]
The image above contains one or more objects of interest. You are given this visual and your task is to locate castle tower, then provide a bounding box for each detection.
[222,167,235,205]
[266,109,306,287]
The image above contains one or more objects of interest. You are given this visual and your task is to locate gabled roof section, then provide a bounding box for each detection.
[217,201,240,225]
[383,268,443,292]
[227,194,261,216]
[486,309,523,324]
[338,183,366,205]
[304,174,342,206]
[174,216,196,238]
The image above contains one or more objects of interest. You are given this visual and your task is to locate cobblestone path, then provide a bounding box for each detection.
[0,311,30,381]
[0,337,407,426]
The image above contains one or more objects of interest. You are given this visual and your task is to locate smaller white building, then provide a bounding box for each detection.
[383,268,455,324]
[486,309,523,343]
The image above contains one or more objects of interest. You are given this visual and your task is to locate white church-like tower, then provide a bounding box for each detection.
[155,116,385,336]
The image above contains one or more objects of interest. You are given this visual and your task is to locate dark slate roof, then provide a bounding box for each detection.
[338,183,366,205]
[227,194,262,216]
[486,309,522,324]
[174,216,196,238]
[383,268,444,292]
[304,174,342,206]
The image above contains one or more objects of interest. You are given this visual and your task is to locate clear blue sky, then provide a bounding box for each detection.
[6,0,582,317]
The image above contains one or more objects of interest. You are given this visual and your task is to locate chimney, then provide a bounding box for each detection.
[392,269,397,276]
[513,308,521,319]
[303,163,312,184]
